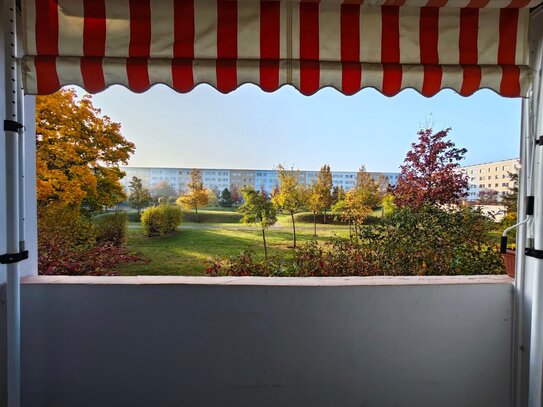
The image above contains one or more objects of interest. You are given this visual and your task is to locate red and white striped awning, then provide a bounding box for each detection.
[22,0,541,97]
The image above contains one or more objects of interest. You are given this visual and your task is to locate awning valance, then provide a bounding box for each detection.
[22,0,540,97]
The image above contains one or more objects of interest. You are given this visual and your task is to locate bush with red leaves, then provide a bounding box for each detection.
[38,206,146,276]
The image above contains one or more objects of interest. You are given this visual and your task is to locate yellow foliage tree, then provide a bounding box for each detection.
[271,165,308,247]
[36,89,135,210]
[317,164,333,223]
[307,182,326,237]
[176,169,211,222]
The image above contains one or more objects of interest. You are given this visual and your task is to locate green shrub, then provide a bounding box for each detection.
[161,205,183,234]
[95,212,128,247]
[141,205,183,237]
[358,205,504,275]
[141,207,163,237]
[39,206,96,250]
[207,205,504,277]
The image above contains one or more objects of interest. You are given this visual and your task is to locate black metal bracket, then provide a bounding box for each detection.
[525,248,543,260]
[527,196,535,216]
[536,135,543,146]
[3,119,23,132]
[0,251,29,265]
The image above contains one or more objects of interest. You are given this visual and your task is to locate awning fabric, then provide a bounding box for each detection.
[22,0,540,97]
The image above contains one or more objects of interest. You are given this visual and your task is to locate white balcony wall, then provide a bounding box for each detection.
[11,276,513,407]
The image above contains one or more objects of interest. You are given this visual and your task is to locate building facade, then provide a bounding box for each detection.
[459,158,519,201]
[121,167,400,196]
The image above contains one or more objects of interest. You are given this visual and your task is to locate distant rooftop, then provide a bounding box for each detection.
[460,158,519,168]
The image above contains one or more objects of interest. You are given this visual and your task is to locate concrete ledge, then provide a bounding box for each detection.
[21,274,513,286]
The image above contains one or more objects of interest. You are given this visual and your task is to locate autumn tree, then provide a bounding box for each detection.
[477,189,499,205]
[382,193,397,217]
[317,164,333,223]
[334,189,375,236]
[239,187,277,259]
[331,185,346,205]
[219,188,234,207]
[176,169,210,222]
[36,89,135,210]
[502,172,519,215]
[355,165,382,209]
[272,165,308,247]
[348,190,374,233]
[128,177,152,215]
[206,189,218,207]
[393,127,468,209]
[152,181,176,199]
[230,186,242,205]
[307,183,326,236]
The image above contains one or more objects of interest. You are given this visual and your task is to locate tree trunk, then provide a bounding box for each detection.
[195,206,199,223]
[324,209,327,224]
[313,212,317,237]
[137,206,141,215]
[290,212,297,248]
[349,219,352,238]
[262,228,268,259]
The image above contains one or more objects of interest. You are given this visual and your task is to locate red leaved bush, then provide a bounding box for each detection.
[38,206,146,276]
[39,242,145,276]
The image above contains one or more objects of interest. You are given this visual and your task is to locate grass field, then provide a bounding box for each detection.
[114,208,351,276]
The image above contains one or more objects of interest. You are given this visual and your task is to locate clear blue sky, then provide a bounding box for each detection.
[84,84,521,173]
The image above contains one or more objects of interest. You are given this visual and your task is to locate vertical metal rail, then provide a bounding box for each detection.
[528,8,543,406]
[2,0,21,405]
[513,97,530,407]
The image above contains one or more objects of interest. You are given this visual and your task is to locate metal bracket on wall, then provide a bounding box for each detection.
[3,119,23,132]
[0,251,28,265]
[525,248,543,259]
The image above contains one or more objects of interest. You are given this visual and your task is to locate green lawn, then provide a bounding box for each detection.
[115,221,350,276]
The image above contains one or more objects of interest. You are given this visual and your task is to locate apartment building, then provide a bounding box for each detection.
[121,167,400,195]
[459,158,519,201]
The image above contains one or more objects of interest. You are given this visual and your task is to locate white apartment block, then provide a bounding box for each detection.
[120,167,400,196]
[459,158,519,201]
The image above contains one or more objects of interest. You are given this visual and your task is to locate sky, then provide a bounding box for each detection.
[82,84,522,173]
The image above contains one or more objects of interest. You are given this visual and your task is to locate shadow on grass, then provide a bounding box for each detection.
[113,226,349,276]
